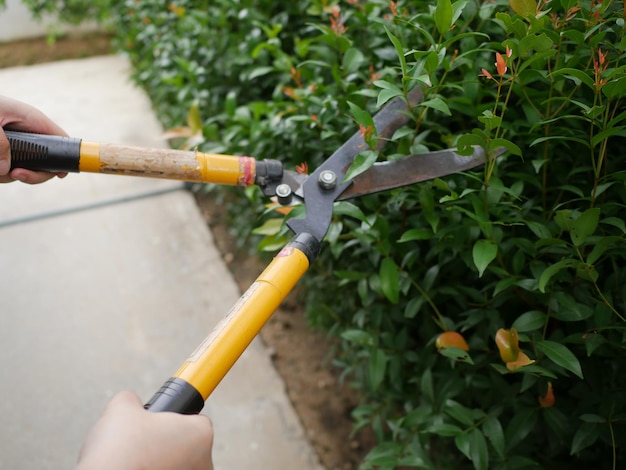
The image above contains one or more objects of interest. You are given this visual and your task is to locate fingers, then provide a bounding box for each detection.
[0,95,67,136]
[77,391,215,470]
[0,95,68,184]
[3,169,67,184]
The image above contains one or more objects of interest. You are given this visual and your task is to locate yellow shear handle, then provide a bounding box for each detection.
[145,233,319,414]
[80,141,256,185]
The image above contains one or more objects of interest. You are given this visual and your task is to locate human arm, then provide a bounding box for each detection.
[0,95,68,184]
[75,391,214,470]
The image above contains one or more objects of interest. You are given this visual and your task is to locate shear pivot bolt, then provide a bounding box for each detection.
[318,170,337,190]
[275,184,293,205]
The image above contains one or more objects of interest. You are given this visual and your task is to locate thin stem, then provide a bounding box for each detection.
[411,278,446,329]
[609,402,617,470]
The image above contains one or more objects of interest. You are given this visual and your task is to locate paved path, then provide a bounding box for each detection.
[0,56,323,470]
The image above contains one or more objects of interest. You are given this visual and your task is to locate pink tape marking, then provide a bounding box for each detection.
[238,157,255,186]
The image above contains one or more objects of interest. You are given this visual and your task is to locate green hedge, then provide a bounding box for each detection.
[17,1,626,468]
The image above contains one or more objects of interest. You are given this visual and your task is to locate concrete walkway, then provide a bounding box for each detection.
[0,56,323,470]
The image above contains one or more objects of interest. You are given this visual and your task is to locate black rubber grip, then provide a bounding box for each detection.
[5,130,81,172]
[288,232,321,265]
[144,377,205,414]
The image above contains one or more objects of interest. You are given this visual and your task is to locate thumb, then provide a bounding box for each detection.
[106,391,145,411]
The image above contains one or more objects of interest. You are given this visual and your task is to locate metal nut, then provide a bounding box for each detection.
[275,183,293,205]
[318,170,337,190]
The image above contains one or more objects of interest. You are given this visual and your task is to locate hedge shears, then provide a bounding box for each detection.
[7,88,499,413]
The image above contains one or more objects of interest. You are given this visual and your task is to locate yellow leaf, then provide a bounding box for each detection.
[187,102,203,133]
[505,351,535,371]
[538,382,556,408]
[495,328,520,363]
[436,331,470,351]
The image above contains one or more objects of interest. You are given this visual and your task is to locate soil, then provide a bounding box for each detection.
[0,33,372,470]
[0,33,112,66]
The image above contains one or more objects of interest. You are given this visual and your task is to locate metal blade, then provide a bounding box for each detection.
[337,145,504,200]
[288,87,424,241]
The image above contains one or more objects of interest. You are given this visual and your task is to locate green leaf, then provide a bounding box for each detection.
[342,47,365,74]
[537,259,579,293]
[427,423,463,437]
[439,346,474,364]
[420,368,434,404]
[478,110,502,132]
[404,296,424,319]
[347,101,376,129]
[601,217,626,234]
[398,228,432,242]
[470,429,489,470]
[514,364,557,378]
[333,201,369,223]
[490,137,522,156]
[551,68,595,90]
[505,408,538,451]
[374,79,404,93]
[377,89,404,108]
[473,239,498,277]
[526,221,552,239]
[455,432,472,460]
[512,310,547,332]
[493,277,519,297]
[543,407,570,442]
[570,423,600,455]
[246,66,274,80]
[457,132,487,155]
[374,80,404,107]
[584,332,606,357]
[551,292,594,322]
[554,209,576,231]
[509,0,536,17]
[251,218,283,236]
[536,340,584,379]
[419,97,452,116]
[490,363,510,375]
[423,265,440,291]
[384,26,407,76]
[363,443,399,467]
[368,348,388,392]
[570,208,600,246]
[518,32,553,55]
[435,0,453,36]
[586,236,624,264]
[380,257,400,304]
[445,399,475,426]
[482,416,506,459]
[342,150,379,183]
[451,1,470,26]
[579,414,606,423]
[257,234,291,252]
[341,329,373,345]
[602,76,626,99]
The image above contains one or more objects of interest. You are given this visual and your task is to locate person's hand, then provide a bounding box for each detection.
[76,391,214,470]
[0,95,68,184]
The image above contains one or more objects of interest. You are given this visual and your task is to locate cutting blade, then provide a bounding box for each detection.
[337,145,504,200]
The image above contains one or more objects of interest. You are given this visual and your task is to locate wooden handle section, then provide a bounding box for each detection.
[79,141,256,185]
